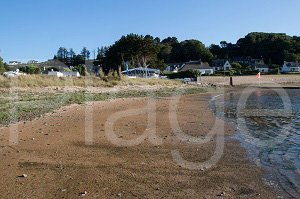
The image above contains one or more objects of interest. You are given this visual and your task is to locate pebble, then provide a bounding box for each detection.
[79,191,87,197]
[217,192,225,196]
[19,174,28,178]
[117,193,122,197]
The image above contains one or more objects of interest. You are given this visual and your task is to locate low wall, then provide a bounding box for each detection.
[198,75,300,86]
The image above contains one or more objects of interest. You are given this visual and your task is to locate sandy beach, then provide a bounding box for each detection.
[0,93,277,198]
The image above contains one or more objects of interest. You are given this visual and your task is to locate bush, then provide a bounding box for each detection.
[0,57,6,75]
[231,62,243,69]
[73,64,88,76]
[241,69,259,75]
[163,70,201,79]
[19,65,40,74]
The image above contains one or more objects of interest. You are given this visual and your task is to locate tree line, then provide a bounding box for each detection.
[93,34,213,73]
[54,47,91,67]
[210,32,300,65]
[53,32,300,74]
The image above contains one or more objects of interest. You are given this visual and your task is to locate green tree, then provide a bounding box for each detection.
[56,47,68,62]
[236,32,295,64]
[0,57,6,74]
[73,55,85,66]
[19,65,40,74]
[81,47,90,60]
[180,40,213,62]
[161,37,179,46]
[158,44,172,63]
[74,64,88,76]
[69,48,76,60]
[103,34,159,73]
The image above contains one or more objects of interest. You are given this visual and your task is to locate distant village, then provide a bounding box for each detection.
[2,32,300,79]
[3,57,300,79]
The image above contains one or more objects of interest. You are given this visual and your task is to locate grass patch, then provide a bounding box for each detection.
[0,75,181,88]
[0,87,216,126]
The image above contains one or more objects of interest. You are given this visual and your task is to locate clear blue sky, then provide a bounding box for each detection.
[0,0,299,62]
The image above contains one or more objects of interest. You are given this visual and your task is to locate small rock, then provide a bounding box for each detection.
[79,191,87,197]
[217,192,225,196]
[61,189,67,192]
[155,187,160,190]
[117,193,122,197]
[19,174,28,178]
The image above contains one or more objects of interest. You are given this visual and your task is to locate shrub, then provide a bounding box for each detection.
[0,57,6,74]
[163,70,201,79]
[19,65,40,74]
[73,64,88,76]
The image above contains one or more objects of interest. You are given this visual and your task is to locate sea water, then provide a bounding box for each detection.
[211,88,300,198]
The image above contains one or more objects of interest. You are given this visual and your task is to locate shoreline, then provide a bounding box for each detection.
[0,92,277,198]
[212,87,299,198]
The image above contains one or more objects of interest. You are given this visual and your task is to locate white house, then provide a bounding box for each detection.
[255,64,269,73]
[27,60,39,64]
[48,71,80,77]
[180,61,214,75]
[8,61,21,66]
[48,71,64,77]
[282,61,300,73]
[164,63,183,73]
[63,71,81,77]
[211,59,232,71]
[122,67,160,78]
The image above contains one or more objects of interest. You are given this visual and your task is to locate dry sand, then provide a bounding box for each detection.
[0,94,276,198]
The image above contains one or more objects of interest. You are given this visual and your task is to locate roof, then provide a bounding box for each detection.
[284,61,300,67]
[212,59,228,66]
[166,63,184,67]
[39,60,68,68]
[122,67,160,73]
[180,61,213,71]
[255,64,269,69]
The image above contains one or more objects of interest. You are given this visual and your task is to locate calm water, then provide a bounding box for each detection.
[211,88,300,198]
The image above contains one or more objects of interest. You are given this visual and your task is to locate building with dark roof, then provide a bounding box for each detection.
[180,60,214,75]
[211,59,232,71]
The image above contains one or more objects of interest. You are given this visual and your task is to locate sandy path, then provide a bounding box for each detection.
[0,94,275,198]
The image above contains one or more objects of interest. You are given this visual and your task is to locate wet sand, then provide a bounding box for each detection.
[0,94,276,198]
